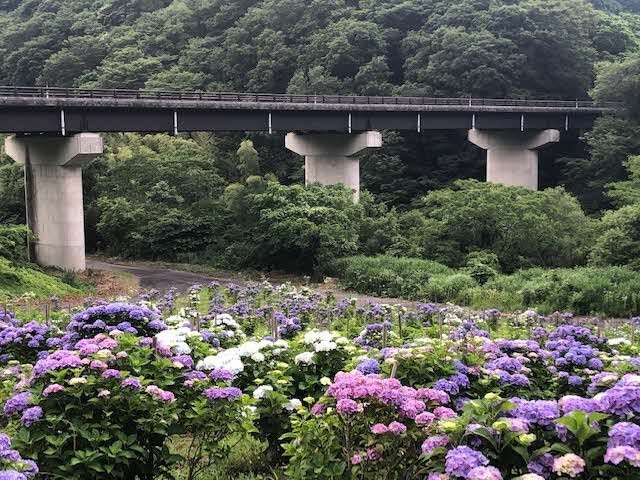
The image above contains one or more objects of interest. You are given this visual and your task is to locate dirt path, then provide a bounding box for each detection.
[86,258,419,307]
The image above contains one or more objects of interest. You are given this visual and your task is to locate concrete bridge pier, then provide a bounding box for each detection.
[5,133,104,271]
[468,129,560,190]
[285,131,383,201]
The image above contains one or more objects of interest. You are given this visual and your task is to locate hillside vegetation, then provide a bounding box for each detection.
[0,0,639,313]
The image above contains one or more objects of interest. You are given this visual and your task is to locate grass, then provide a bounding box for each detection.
[0,257,85,299]
[328,255,640,317]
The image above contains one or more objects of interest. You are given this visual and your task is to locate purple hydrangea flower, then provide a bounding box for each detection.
[445,446,489,477]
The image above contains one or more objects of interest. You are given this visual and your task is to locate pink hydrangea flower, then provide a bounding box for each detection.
[371,423,388,435]
[388,421,407,435]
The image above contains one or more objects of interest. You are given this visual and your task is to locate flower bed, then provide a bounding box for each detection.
[2,282,640,478]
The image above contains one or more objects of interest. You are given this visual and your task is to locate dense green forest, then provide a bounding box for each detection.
[0,0,639,288]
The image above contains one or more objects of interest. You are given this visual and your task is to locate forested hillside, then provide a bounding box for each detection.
[0,0,639,279]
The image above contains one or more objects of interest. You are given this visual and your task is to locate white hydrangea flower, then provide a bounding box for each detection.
[608,337,631,346]
[304,330,334,345]
[320,376,332,386]
[173,342,192,355]
[253,385,274,399]
[274,339,289,349]
[294,352,315,365]
[314,341,337,352]
[251,352,265,362]
[283,398,302,411]
[215,313,240,329]
[238,341,262,357]
[196,348,244,374]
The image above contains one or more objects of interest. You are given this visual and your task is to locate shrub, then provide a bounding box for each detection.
[418,180,595,272]
[0,225,31,265]
[590,203,640,269]
[419,272,477,304]
[327,255,452,299]
[464,251,501,284]
[7,313,251,480]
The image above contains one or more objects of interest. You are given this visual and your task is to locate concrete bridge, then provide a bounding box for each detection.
[0,86,621,271]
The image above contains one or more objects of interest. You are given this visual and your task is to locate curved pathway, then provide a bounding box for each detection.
[86,258,417,307]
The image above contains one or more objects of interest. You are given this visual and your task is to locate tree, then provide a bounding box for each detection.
[402,27,524,97]
[236,139,260,177]
[589,203,640,268]
[591,52,640,118]
[0,159,24,224]
[606,155,640,206]
[417,180,595,271]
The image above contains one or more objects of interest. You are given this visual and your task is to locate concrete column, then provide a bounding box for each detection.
[5,134,104,271]
[285,131,383,201]
[468,129,560,190]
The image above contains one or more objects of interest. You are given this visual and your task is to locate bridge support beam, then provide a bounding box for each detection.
[285,131,382,201]
[5,133,104,271]
[468,129,560,190]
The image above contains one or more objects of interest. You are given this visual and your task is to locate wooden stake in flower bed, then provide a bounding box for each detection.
[382,322,388,349]
[390,360,398,379]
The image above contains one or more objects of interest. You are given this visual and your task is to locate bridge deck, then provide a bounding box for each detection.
[0,86,620,134]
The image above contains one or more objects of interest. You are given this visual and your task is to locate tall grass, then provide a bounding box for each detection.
[329,256,640,317]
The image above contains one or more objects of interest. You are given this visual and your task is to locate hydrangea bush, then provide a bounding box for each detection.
[3,283,640,479]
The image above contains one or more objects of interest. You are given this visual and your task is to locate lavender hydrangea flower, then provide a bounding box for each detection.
[121,377,142,390]
[356,358,381,375]
[445,446,489,477]
[468,466,503,480]
[4,392,32,416]
[20,406,43,427]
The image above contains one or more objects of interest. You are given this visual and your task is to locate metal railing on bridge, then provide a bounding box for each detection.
[0,86,621,110]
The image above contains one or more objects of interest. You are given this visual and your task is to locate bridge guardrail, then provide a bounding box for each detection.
[0,86,622,109]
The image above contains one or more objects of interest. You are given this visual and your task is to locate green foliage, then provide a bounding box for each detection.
[236,139,260,177]
[219,181,361,273]
[94,134,226,260]
[0,258,81,298]
[606,155,640,206]
[10,334,252,480]
[0,158,25,224]
[480,266,640,316]
[331,255,640,316]
[592,51,640,118]
[418,180,595,272]
[327,255,458,300]
[0,224,30,264]
[590,203,640,268]
[569,52,640,212]
[464,251,501,285]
